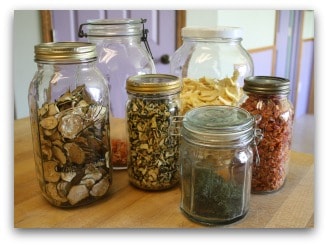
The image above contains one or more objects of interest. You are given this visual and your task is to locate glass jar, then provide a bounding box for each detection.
[179,105,261,225]
[28,42,112,208]
[78,18,156,170]
[240,76,294,193]
[126,74,181,191]
[170,26,254,115]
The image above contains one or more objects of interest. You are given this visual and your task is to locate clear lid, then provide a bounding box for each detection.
[34,42,97,63]
[243,76,290,95]
[79,18,145,37]
[126,74,181,94]
[181,105,255,147]
[181,26,243,39]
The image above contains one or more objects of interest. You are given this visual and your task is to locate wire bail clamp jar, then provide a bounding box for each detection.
[177,105,262,225]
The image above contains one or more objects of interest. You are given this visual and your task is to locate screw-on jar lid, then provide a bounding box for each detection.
[34,42,97,63]
[182,105,255,147]
[181,26,243,39]
[243,76,290,95]
[126,74,181,94]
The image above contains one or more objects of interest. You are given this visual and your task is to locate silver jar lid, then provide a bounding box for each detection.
[181,105,255,147]
[243,76,290,95]
[34,42,97,63]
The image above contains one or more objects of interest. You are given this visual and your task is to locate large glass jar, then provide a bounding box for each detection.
[179,105,260,225]
[126,74,181,191]
[240,76,294,193]
[170,26,254,115]
[28,42,112,207]
[78,18,156,170]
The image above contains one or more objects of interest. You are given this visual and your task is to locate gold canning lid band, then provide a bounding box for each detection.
[34,42,97,63]
[126,74,181,94]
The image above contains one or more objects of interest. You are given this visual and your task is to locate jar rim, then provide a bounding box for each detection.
[82,18,145,37]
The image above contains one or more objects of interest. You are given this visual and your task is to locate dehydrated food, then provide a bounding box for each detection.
[240,94,294,193]
[180,70,243,115]
[127,97,180,190]
[33,85,112,207]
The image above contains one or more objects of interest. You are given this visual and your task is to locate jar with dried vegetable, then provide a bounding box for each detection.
[126,74,181,191]
[28,42,112,207]
[240,76,294,193]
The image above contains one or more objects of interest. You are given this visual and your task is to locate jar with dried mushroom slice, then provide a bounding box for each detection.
[170,26,254,115]
[28,42,112,207]
[126,74,181,191]
[240,76,294,193]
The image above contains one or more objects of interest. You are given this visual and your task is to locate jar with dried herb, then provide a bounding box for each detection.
[126,74,181,191]
[179,105,261,225]
[240,76,294,193]
[28,42,112,207]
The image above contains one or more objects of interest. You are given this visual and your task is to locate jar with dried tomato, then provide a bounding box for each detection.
[126,74,181,191]
[240,76,294,193]
[28,42,112,207]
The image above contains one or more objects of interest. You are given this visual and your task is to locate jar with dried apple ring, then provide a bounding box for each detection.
[28,42,112,207]
[240,76,294,193]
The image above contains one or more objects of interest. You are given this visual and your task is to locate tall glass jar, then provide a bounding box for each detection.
[170,26,254,115]
[28,42,112,207]
[240,76,294,193]
[179,105,261,225]
[126,74,181,191]
[78,18,156,170]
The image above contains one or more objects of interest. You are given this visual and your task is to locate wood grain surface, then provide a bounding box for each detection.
[14,117,314,228]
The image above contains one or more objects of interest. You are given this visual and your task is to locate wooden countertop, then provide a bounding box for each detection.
[14,117,314,228]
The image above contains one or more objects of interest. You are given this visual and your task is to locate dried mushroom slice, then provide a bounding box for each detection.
[40,116,58,130]
[64,142,85,165]
[43,161,60,182]
[52,145,67,164]
[67,184,89,205]
[58,114,84,139]
[45,182,68,204]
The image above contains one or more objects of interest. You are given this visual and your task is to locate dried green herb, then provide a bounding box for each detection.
[193,168,243,219]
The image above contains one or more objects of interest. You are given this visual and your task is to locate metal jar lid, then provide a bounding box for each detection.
[243,76,290,95]
[34,42,97,63]
[181,105,255,147]
[126,74,181,94]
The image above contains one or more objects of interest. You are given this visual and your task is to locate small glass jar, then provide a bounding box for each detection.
[79,18,156,170]
[126,74,181,191]
[240,76,294,193]
[28,42,112,207]
[170,26,254,115]
[179,105,260,225]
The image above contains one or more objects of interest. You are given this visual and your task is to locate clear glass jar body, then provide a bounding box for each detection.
[84,19,156,170]
[126,74,181,191]
[28,43,112,207]
[179,106,255,225]
[240,76,294,193]
[170,26,254,115]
